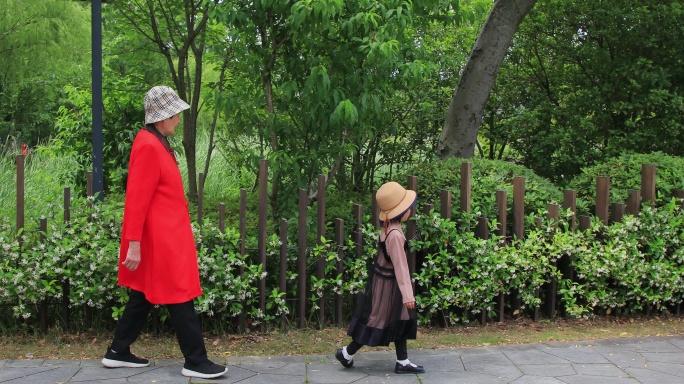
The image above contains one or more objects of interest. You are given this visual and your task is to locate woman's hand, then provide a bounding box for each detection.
[404,301,416,309]
[122,241,141,271]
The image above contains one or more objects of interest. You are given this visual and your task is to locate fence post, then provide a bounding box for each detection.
[335,219,344,327]
[279,218,288,331]
[476,217,489,325]
[218,201,228,330]
[610,203,625,224]
[512,177,525,318]
[298,189,308,328]
[353,204,363,260]
[440,190,452,220]
[513,177,525,241]
[596,176,610,225]
[579,215,592,231]
[495,189,506,323]
[317,174,326,328]
[626,189,641,216]
[534,217,542,229]
[87,172,93,214]
[407,176,417,281]
[16,155,25,240]
[460,162,472,214]
[238,189,247,332]
[258,160,268,333]
[674,190,684,207]
[496,190,507,238]
[85,171,94,329]
[545,204,560,319]
[563,190,577,231]
[475,218,489,242]
[372,189,380,229]
[62,187,71,330]
[219,203,225,235]
[197,173,204,226]
[559,190,576,301]
[39,217,48,334]
[64,187,71,222]
[641,164,656,207]
[532,215,542,322]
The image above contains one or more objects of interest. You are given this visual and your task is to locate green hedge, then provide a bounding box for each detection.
[567,152,684,214]
[395,158,574,234]
[2,194,684,332]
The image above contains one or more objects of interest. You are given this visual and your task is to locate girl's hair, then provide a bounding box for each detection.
[380,207,411,234]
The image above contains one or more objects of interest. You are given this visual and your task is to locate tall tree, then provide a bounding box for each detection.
[0,0,90,144]
[211,0,464,219]
[494,0,684,181]
[437,0,538,159]
[112,0,220,201]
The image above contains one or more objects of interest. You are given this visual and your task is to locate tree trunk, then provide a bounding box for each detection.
[437,0,538,159]
[115,0,217,202]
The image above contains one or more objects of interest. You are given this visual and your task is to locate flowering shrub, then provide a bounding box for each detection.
[194,225,263,320]
[1,195,683,332]
[0,199,290,331]
[411,211,555,325]
[560,198,684,316]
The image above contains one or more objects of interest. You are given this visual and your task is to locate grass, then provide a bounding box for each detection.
[0,146,80,221]
[1,316,682,361]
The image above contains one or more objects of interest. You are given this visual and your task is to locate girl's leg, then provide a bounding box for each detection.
[346,340,364,356]
[394,339,408,361]
[394,338,425,373]
[336,339,363,368]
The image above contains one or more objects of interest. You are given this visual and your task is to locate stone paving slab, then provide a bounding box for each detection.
[1,336,684,383]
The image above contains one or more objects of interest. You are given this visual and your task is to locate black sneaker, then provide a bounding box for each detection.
[395,362,425,374]
[181,360,228,379]
[335,349,353,368]
[101,348,150,368]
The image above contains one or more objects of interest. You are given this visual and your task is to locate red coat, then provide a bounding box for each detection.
[118,129,202,304]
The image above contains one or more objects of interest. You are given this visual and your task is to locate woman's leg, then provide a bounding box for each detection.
[166,300,208,366]
[110,289,152,353]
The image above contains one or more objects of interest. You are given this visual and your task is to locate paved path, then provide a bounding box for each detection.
[2,336,684,383]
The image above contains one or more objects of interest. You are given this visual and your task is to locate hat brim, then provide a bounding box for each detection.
[145,98,190,124]
[379,190,417,221]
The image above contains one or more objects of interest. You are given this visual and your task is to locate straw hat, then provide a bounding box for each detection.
[376,181,417,221]
[143,86,190,124]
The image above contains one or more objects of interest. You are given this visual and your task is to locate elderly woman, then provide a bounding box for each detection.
[101,86,227,379]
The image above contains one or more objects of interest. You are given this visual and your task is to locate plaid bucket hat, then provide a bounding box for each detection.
[143,86,190,124]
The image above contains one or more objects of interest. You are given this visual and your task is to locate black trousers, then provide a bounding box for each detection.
[109,289,208,365]
[346,339,408,360]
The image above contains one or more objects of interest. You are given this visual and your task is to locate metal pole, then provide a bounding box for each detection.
[91,0,104,200]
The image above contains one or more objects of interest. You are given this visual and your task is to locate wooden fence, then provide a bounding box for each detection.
[12,155,684,332]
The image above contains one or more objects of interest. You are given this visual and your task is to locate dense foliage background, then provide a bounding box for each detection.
[1,0,684,332]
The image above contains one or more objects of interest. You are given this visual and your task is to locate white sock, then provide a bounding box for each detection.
[397,359,417,367]
[342,346,353,361]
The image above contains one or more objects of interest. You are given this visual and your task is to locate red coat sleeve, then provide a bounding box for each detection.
[122,140,160,241]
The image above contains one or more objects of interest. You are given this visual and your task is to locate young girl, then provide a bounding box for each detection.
[335,181,425,374]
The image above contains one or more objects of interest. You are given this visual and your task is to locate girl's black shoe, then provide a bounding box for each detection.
[335,349,354,368]
[395,362,425,374]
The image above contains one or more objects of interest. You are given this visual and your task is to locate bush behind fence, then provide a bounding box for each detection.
[2,156,684,334]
